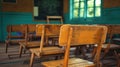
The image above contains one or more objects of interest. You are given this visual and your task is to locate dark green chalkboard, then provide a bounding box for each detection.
[3,0,16,3]
[34,0,63,20]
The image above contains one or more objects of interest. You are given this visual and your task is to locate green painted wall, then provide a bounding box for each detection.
[0,12,2,42]
[0,2,120,41]
[1,12,37,41]
[0,0,2,42]
[1,12,64,41]
[102,7,120,24]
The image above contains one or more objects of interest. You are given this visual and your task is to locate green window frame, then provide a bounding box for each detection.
[70,0,101,19]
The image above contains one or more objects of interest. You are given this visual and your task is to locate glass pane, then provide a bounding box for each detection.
[80,2,84,8]
[74,0,79,2]
[73,9,79,18]
[74,3,79,8]
[74,0,85,2]
[80,0,84,1]
[87,0,94,7]
[95,7,101,16]
[95,0,101,6]
[80,9,84,17]
[87,8,94,17]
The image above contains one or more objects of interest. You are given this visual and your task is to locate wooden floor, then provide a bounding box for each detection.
[0,42,117,67]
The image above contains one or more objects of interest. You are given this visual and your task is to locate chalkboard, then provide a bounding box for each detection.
[33,0,63,21]
[3,0,16,3]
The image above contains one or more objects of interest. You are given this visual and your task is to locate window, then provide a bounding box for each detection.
[71,0,101,19]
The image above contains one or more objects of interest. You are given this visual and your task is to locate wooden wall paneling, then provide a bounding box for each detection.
[103,0,120,8]
[2,0,33,12]
[64,0,69,13]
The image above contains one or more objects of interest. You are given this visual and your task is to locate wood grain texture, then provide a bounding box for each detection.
[104,0,120,8]
[42,25,108,67]
[2,0,33,12]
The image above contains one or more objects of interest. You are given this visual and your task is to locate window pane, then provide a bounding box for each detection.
[95,0,101,6]
[80,0,84,1]
[74,1,84,8]
[71,0,101,19]
[73,9,79,18]
[87,0,94,7]
[87,8,94,17]
[74,0,79,2]
[95,7,101,16]
[74,3,79,8]
[74,0,85,2]
[80,9,84,17]
[80,2,84,8]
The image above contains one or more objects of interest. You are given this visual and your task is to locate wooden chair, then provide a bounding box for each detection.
[29,24,64,67]
[42,25,108,67]
[5,24,26,53]
[19,24,41,58]
[47,16,63,24]
[93,25,120,59]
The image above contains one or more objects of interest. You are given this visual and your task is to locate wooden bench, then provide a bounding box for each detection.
[29,24,64,67]
[108,25,120,67]
[42,25,108,67]
[5,24,26,53]
[93,25,120,59]
[19,24,41,58]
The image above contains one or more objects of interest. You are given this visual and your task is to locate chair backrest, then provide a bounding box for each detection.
[10,25,26,33]
[59,25,108,67]
[26,24,38,41]
[59,25,107,46]
[103,25,120,43]
[45,24,62,36]
[99,25,111,34]
[36,24,62,54]
[27,24,36,33]
[46,16,63,24]
[98,25,112,43]
[7,24,27,39]
[111,25,120,34]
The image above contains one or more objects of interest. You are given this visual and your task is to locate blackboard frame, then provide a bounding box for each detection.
[33,0,63,21]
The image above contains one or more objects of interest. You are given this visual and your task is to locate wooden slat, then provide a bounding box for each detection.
[42,58,95,67]
[59,25,107,46]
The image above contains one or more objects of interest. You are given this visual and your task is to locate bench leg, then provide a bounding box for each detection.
[19,45,23,58]
[23,49,26,54]
[30,53,35,67]
[101,48,109,59]
[92,47,97,58]
[5,42,8,53]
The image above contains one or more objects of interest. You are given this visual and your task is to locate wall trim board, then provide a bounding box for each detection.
[2,12,32,15]
[103,7,120,11]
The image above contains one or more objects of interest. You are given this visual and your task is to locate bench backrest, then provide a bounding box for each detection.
[7,24,26,39]
[59,25,108,67]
